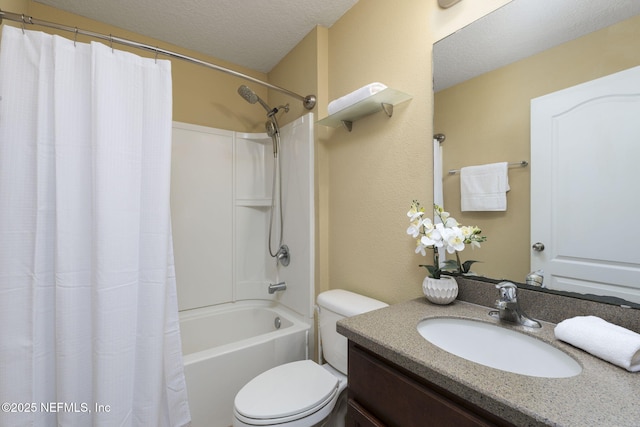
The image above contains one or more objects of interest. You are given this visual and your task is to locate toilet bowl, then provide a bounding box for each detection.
[233,361,346,427]
[232,290,387,427]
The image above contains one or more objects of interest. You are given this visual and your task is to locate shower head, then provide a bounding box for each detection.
[238,84,283,157]
[238,85,259,104]
[238,85,273,115]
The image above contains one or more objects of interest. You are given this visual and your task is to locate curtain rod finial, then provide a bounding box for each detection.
[303,95,316,110]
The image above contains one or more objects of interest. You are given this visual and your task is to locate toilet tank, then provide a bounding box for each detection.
[317,289,388,375]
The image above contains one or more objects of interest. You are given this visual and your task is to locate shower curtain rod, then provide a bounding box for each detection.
[0,9,317,110]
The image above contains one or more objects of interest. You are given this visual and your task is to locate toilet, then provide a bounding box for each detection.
[232,289,388,427]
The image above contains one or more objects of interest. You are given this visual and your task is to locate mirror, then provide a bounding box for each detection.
[433,0,640,306]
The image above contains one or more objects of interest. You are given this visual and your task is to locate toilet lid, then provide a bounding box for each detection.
[234,360,339,421]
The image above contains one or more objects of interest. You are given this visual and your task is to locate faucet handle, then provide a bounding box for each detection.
[496,281,518,301]
[495,299,508,310]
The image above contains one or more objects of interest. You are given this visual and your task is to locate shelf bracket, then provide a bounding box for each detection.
[316,88,412,131]
[381,103,394,117]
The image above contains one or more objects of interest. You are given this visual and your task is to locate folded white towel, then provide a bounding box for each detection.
[554,315,640,372]
[460,162,510,211]
[327,82,388,115]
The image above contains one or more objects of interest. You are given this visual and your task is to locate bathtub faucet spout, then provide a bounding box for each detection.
[268,282,287,294]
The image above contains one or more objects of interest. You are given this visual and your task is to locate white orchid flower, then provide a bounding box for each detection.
[422,219,443,246]
[444,216,460,228]
[407,203,424,222]
[422,218,442,239]
[441,226,465,253]
[420,234,440,248]
[460,225,474,238]
[406,223,420,238]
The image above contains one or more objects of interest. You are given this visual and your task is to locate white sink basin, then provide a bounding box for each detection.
[417,317,582,378]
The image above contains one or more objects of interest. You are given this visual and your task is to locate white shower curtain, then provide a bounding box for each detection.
[0,26,190,427]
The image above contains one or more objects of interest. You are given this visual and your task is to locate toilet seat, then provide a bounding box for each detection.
[234,360,339,426]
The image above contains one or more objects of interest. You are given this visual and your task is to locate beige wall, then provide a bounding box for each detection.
[1,0,512,305]
[0,0,26,13]
[435,14,640,281]
[321,0,509,304]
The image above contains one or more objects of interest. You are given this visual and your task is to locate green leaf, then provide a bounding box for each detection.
[419,264,441,279]
[441,259,459,271]
[461,260,481,273]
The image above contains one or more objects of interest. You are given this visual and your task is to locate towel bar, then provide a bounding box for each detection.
[448,160,528,175]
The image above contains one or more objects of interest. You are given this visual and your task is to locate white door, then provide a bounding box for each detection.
[531,66,640,305]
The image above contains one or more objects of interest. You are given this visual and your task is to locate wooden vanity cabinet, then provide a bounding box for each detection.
[346,342,515,427]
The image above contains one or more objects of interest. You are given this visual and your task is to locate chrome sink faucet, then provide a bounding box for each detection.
[489,282,541,328]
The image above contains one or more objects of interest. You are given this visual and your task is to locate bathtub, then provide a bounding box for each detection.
[180,301,311,427]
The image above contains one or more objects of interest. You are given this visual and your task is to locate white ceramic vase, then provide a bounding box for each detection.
[422,275,458,305]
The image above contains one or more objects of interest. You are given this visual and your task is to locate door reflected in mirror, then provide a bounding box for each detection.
[433,0,640,305]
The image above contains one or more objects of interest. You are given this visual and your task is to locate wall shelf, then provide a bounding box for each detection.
[317,88,412,132]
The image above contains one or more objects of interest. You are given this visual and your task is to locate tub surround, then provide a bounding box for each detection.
[338,296,640,426]
[171,115,314,318]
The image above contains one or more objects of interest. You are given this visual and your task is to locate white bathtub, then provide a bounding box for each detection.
[180,301,311,427]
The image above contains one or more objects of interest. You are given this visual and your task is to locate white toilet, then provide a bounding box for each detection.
[232,289,388,427]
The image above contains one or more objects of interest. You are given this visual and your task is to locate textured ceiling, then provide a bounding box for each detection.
[434,0,640,92]
[34,0,358,73]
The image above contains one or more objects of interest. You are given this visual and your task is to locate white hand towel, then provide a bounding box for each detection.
[554,315,640,372]
[327,82,388,115]
[460,162,509,211]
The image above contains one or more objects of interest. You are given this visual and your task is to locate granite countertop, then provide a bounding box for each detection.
[337,298,640,427]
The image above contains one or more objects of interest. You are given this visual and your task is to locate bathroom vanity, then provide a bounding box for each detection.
[346,341,512,426]
[337,296,640,426]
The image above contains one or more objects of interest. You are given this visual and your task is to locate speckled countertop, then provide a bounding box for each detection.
[337,298,640,427]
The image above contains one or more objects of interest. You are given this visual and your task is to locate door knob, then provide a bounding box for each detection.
[532,242,545,252]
